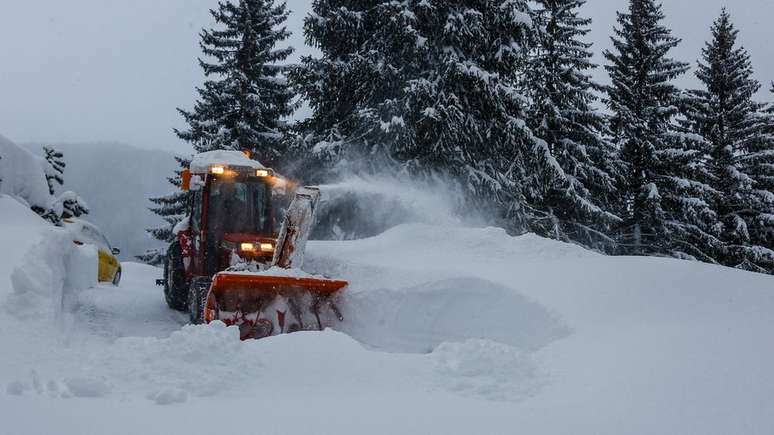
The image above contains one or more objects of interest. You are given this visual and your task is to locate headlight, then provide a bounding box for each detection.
[260,243,274,252]
[211,165,225,174]
[256,169,269,177]
[240,242,256,252]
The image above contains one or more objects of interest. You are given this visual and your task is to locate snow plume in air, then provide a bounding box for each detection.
[313,171,484,240]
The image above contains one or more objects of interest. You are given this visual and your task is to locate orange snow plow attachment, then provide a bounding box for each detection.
[203,273,347,340]
[201,186,348,340]
[208,273,348,298]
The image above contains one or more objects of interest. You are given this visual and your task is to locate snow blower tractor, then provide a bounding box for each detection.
[157,150,347,340]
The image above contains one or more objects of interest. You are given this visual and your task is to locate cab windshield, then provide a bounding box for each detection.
[207,177,271,236]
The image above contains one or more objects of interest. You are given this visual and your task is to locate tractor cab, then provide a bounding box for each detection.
[179,151,281,279]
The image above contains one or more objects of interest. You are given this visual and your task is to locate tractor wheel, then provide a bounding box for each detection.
[112,268,122,286]
[188,277,211,325]
[163,242,188,312]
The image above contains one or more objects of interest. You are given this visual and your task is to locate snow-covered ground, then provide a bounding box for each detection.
[1,194,773,434]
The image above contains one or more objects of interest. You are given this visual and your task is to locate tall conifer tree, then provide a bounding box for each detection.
[737,83,774,272]
[525,0,622,251]
[752,84,774,265]
[176,0,294,166]
[604,0,717,260]
[683,10,772,271]
[142,0,294,264]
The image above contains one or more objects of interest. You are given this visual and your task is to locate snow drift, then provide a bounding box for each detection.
[0,196,97,320]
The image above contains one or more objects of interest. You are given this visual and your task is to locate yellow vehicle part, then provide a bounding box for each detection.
[97,249,120,284]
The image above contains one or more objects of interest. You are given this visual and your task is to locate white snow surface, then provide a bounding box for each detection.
[189,150,267,173]
[1,198,774,434]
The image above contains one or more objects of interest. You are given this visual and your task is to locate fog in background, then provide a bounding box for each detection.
[1,0,773,153]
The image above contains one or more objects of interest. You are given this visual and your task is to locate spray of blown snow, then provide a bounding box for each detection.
[311,172,486,240]
[319,175,460,224]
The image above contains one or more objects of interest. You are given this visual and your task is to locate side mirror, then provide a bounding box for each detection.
[112,247,121,256]
[181,169,191,191]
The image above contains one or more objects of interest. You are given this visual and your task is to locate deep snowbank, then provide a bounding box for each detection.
[0,196,99,395]
[0,196,97,318]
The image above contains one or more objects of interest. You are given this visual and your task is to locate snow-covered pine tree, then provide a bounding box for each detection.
[682,10,772,272]
[750,84,774,270]
[604,0,717,260]
[33,146,89,225]
[57,191,89,220]
[143,0,294,264]
[525,0,622,251]
[736,82,774,273]
[43,146,65,194]
[138,156,191,265]
[292,0,544,232]
[289,0,417,180]
[175,0,294,168]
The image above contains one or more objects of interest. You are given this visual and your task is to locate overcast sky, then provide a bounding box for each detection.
[1,0,773,153]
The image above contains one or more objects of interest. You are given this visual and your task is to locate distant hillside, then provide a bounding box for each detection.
[23,142,183,261]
